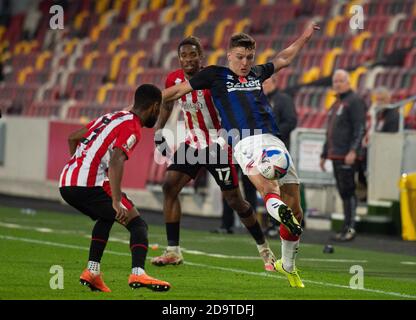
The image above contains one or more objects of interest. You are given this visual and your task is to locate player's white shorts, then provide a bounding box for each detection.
[233,134,299,186]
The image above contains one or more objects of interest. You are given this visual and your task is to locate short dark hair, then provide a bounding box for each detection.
[177,36,203,56]
[133,84,162,110]
[229,33,256,50]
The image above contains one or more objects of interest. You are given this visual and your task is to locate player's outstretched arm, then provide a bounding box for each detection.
[162,81,193,102]
[68,127,88,155]
[154,101,174,157]
[272,22,320,72]
[155,101,174,132]
[109,148,128,224]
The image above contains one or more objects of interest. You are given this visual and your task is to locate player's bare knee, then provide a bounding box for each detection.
[223,191,249,213]
[162,179,181,199]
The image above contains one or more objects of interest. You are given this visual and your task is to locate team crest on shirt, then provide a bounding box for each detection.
[239,76,248,83]
[226,79,261,92]
[123,134,137,151]
[227,75,234,80]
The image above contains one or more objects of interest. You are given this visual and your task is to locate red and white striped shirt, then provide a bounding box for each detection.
[166,69,222,149]
[59,111,142,187]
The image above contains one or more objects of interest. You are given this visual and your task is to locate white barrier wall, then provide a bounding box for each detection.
[0,117,59,200]
[368,133,404,201]
[368,131,416,202]
[0,117,49,181]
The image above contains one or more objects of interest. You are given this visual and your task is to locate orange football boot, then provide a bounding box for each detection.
[79,269,111,292]
[128,273,171,292]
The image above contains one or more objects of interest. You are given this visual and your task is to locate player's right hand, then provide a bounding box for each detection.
[154,130,171,157]
[113,200,128,225]
[320,158,326,172]
[303,22,320,39]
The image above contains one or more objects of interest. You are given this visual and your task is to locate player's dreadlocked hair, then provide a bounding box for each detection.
[229,33,256,50]
[177,36,203,56]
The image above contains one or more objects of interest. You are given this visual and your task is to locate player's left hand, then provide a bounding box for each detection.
[345,150,357,166]
[113,200,128,225]
[303,22,320,39]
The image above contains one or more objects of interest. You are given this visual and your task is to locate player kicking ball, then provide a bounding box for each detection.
[152,36,277,272]
[162,23,320,288]
[59,84,170,292]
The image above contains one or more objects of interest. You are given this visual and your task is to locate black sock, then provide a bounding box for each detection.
[126,216,148,269]
[247,221,266,245]
[89,219,114,262]
[166,222,180,246]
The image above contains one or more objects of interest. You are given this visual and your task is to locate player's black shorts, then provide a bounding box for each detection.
[59,183,134,221]
[167,143,239,191]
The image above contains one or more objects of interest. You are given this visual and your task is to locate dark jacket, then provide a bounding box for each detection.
[267,89,297,150]
[375,108,399,133]
[322,90,366,160]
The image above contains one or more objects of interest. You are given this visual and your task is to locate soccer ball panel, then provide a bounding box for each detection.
[258,147,290,180]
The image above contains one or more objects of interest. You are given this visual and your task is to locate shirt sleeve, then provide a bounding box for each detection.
[189,66,217,90]
[86,119,96,130]
[252,62,275,82]
[113,122,141,159]
[165,72,176,89]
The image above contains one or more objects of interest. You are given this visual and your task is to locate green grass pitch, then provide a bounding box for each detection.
[0,206,415,300]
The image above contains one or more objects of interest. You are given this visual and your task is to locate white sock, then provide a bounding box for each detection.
[281,239,299,273]
[264,194,286,223]
[87,261,100,275]
[132,267,145,275]
[167,246,180,253]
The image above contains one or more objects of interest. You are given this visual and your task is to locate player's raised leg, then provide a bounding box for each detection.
[151,169,192,266]
[248,173,302,237]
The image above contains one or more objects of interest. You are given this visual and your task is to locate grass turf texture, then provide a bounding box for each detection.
[0,206,415,300]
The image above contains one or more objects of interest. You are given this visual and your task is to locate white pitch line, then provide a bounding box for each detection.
[0,221,355,263]
[401,261,416,265]
[0,235,129,256]
[300,258,368,263]
[183,261,416,299]
[1,234,415,300]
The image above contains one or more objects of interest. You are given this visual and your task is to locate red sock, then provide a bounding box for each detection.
[264,193,281,202]
[280,224,300,241]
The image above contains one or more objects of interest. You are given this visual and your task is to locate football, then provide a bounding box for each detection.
[257,147,290,180]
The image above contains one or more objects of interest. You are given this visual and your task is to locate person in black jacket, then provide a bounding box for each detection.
[320,69,366,242]
[262,76,299,237]
[371,87,399,133]
[263,76,298,151]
